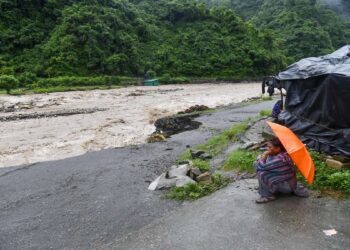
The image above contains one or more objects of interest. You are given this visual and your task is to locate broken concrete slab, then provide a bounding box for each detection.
[176,176,196,187]
[190,167,202,177]
[148,173,177,190]
[149,163,195,190]
[167,164,190,178]
[197,172,211,183]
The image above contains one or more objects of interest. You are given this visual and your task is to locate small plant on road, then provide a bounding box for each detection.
[172,119,254,201]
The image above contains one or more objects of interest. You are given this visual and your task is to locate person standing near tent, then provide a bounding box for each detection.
[254,138,309,204]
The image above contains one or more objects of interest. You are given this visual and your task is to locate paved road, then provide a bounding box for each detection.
[0,100,274,250]
[105,179,350,250]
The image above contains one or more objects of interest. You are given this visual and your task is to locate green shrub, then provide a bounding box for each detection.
[299,151,350,195]
[327,172,350,191]
[18,72,37,87]
[0,75,19,94]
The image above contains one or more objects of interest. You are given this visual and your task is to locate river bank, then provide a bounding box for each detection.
[0,83,261,168]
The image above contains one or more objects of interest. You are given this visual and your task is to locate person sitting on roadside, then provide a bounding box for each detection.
[254,138,309,204]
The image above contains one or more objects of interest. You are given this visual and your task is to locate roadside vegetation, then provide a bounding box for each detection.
[2,1,348,94]
[222,148,350,198]
[0,0,286,95]
[0,76,139,95]
[196,121,250,156]
[173,107,350,200]
[300,151,350,197]
[170,120,253,201]
[165,174,230,201]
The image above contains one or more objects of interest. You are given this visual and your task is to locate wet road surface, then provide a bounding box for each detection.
[0,101,274,249]
[105,179,350,250]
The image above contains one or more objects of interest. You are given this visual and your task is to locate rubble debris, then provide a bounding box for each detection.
[148,162,209,190]
[167,164,190,178]
[189,167,202,180]
[154,113,202,137]
[190,150,212,160]
[178,105,209,114]
[175,176,196,187]
[147,133,166,143]
[196,172,211,183]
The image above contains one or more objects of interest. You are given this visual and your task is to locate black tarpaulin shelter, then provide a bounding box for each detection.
[276,45,350,157]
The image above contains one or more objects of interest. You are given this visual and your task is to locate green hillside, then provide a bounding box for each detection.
[319,0,350,19]
[0,0,349,91]
[0,0,285,89]
[201,0,350,61]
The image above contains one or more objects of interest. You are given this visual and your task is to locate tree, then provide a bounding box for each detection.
[0,75,19,94]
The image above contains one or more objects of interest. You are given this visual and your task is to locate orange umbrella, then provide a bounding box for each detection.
[266,121,315,184]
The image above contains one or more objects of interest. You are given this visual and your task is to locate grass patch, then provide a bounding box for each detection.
[222,149,259,173]
[299,151,350,197]
[165,174,230,201]
[171,119,255,201]
[196,121,250,156]
[259,109,272,117]
[192,159,211,172]
[177,149,192,163]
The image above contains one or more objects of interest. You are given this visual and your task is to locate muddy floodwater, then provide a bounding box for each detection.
[0,83,261,168]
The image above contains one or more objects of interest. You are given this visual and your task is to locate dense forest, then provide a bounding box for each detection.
[0,0,349,90]
[202,0,350,60]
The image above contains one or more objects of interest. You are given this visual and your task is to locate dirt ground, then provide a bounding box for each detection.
[0,83,261,168]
